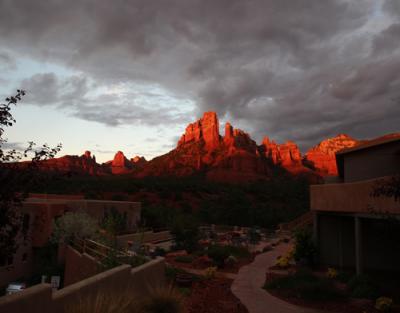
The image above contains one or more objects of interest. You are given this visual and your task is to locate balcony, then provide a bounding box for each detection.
[310,176,400,215]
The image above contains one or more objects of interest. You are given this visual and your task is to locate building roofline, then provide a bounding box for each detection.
[335,134,400,178]
[336,135,400,156]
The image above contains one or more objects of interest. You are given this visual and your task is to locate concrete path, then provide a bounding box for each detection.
[231,243,320,313]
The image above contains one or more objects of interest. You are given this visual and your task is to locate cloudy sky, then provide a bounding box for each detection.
[1,0,399,162]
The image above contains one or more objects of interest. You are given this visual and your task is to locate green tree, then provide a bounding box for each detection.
[0,90,61,264]
[51,211,98,244]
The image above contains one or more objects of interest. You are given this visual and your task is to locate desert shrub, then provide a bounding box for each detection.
[154,247,166,256]
[336,270,354,283]
[65,289,134,313]
[137,286,184,313]
[207,244,250,268]
[265,269,342,301]
[174,255,193,263]
[207,245,229,268]
[51,211,98,244]
[275,256,290,268]
[348,275,379,299]
[171,216,199,253]
[327,268,338,279]
[165,266,199,282]
[101,207,128,235]
[204,267,217,279]
[247,227,261,244]
[293,228,317,265]
[375,297,393,311]
[225,255,238,267]
[177,287,191,297]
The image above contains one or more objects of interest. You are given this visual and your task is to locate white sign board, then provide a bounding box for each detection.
[51,276,60,291]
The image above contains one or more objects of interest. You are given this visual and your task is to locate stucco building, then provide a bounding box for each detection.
[0,194,141,289]
[311,136,400,274]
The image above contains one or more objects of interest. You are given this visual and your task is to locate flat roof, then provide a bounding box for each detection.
[336,134,400,156]
[336,134,400,178]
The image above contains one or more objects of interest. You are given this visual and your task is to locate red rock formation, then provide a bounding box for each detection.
[131,156,147,167]
[33,151,104,175]
[304,134,359,175]
[178,112,221,149]
[110,151,133,174]
[279,141,302,167]
[261,138,305,173]
[139,112,270,182]
[262,137,280,164]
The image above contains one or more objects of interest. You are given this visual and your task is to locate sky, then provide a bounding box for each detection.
[0,0,399,162]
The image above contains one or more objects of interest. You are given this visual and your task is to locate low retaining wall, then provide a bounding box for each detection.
[0,257,165,313]
[63,245,99,286]
[117,230,172,248]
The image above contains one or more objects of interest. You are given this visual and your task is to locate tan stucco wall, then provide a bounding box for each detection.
[1,197,141,295]
[311,177,400,214]
[63,246,99,286]
[0,257,165,313]
[342,141,400,182]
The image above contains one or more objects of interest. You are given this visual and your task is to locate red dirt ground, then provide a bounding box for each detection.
[165,253,255,274]
[184,277,248,313]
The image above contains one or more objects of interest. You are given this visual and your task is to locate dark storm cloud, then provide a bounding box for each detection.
[383,0,400,17]
[0,0,399,150]
[21,72,192,127]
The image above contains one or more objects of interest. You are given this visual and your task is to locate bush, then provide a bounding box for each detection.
[327,268,338,279]
[293,228,317,265]
[336,270,354,284]
[275,256,290,268]
[174,255,193,263]
[51,212,98,244]
[207,245,230,268]
[65,288,133,313]
[225,255,238,267]
[137,286,184,313]
[348,275,379,299]
[206,244,249,267]
[375,297,393,311]
[207,244,250,267]
[265,269,342,301]
[154,247,166,257]
[204,267,217,279]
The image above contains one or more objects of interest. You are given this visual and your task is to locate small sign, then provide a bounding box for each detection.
[51,276,60,291]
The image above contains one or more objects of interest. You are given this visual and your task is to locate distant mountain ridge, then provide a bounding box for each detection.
[21,112,399,181]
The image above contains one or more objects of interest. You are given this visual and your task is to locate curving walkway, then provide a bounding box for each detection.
[231,243,320,313]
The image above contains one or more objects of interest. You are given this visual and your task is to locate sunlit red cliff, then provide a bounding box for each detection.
[24,111,399,181]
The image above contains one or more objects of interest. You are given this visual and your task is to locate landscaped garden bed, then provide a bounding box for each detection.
[264,269,400,313]
[165,244,254,274]
[166,266,248,313]
[264,228,400,313]
[184,277,248,313]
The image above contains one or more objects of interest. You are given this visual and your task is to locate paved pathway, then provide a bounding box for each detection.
[231,243,320,313]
